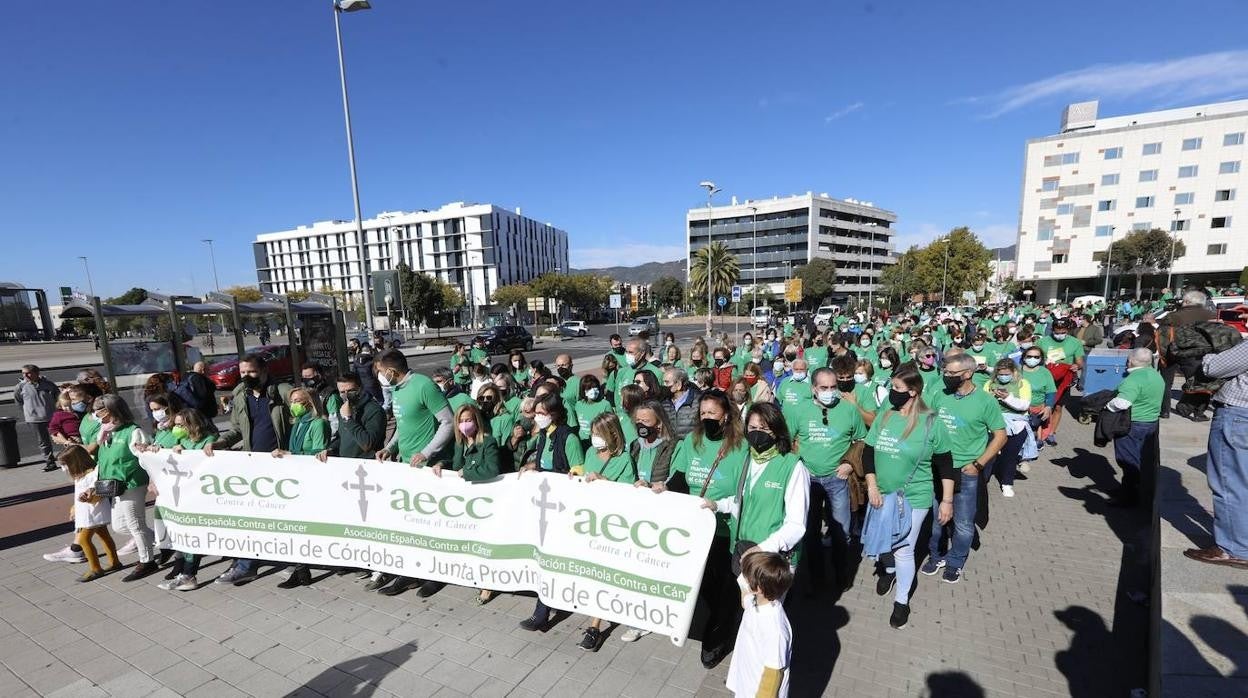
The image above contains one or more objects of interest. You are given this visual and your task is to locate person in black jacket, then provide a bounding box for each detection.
[353,345,383,404]
[324,373,387,460]
[173,362,218,419]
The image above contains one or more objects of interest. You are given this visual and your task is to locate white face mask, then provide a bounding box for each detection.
[512,361,521,369]
[151,410,167,423]
[378,371,393,387]
[1053,333,1068,341]
[791,371,807,382]
[624,353,637,367]
[534,414,553,429]
[585,387,600,401]
[853,373,868,384]
[880,359,893,369]
[773,361,784,373]
[816,389,838,406]
[590,435,608,451]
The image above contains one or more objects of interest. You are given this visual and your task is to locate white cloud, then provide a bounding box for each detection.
[973,50,1248,117]
[571,243,687,270]
[825,101,864,122]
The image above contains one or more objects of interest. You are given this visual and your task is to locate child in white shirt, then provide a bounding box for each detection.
[726,552,793,698]
[61,445,119,582]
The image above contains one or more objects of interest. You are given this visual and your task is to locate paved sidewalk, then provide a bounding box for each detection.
[0,408,1154,697]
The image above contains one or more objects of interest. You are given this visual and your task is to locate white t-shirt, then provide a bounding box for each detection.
[74,471,112,528]
[726,597,791,697]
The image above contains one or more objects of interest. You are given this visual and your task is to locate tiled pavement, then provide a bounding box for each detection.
[0,408,1181,697]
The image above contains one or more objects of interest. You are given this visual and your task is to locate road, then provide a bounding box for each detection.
[0,324,710,473]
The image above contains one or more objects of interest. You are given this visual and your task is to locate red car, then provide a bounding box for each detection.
[1220,307,1248,337]
[207,344,294,390]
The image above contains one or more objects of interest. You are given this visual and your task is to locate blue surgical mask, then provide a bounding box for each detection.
[71,401,87,413]
[996,374,1014,384]
[817,390,838,406]
[791,371,808,382]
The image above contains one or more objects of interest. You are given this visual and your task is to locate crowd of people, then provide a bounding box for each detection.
[26,286,1248,697]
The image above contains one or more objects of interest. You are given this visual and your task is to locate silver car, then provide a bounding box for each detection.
[628,316,659,336]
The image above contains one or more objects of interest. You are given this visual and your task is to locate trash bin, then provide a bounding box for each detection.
[0,417,19,468]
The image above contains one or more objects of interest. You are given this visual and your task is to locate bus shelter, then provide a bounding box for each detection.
[59,291,349,393]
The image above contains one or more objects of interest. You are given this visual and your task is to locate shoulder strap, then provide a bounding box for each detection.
[697,444,732,498]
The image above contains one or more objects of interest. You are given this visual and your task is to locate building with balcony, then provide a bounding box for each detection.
[253,202,569,323]
[685,192,897,305]
[1016,99,1248,301]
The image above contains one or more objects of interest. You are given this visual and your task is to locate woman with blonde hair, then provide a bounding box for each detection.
[269,387,330,588]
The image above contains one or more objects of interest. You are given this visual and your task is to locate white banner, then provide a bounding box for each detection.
[143,451,716,644]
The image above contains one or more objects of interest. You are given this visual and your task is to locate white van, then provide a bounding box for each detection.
[814,305,838,325]
[751,306,773,328]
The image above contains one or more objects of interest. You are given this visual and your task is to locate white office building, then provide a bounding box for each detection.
[685,192,897,304]
[1016,99,1248,301]
[253,202,569,320]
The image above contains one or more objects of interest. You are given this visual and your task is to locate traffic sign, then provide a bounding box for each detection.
[784,278,803,303]
[609,294,622,309]
[731,286,742,303]
[630,294,639,311]
[717,295,727,308]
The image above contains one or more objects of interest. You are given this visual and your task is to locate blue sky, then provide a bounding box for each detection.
[4,0,1248,299]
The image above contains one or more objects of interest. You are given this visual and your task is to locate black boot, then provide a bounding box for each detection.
[122,561,159,583]
[277,565,312,589]
[379,576,420,596]
[416,580,445,598]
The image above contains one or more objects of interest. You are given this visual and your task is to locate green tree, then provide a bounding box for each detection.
[905,228,993,304]
[491,283,531,317]
[1237,266,1248,289]
[563,274,613,315]
[221,285,263,303]
[1103,227,1185,299]
[106,287,148,305]
[689,241,740,307]
[793,258,837,309]
[879,246,925,308]
[286,289,310,302]
[650,276,685,310]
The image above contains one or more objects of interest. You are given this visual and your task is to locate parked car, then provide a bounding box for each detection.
[813,305,838,326]
[558,320,589,337]
[750,306,773,329]
[207,344,293,390]
[475,325,534,354]
[627,316,660,337]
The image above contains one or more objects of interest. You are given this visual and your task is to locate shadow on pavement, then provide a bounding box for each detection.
[1156,455,1215,548]
[923,670,985,697]
[785,588,849,697]
[286,642,417,697]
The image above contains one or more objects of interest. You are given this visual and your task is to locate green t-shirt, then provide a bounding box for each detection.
[803,346,829,371]
[583,451,636,483]
[574,399,612,442]
[393,373,451,462]
[618,408,638,445]
[789,398,866,476]
[669,434,747,537]
[289,415,330,456]
[80,415,100,446]
[178,434,216,450]
[469,347,489,365]
[634,441,663,482]
[1117,367,1164,423]
[561,376,582,413]
[153,429,180,449]
[918,367,942,404]
[775,376,810,414]
[539,427,584,472]
[865,410,951,509]
[928,388,1006,467]
[986,341,1017,367]
[1020,367,1057,407]
[448,392,474,414]
[1038,336,1085,366]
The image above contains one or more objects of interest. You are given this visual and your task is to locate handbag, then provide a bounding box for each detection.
[93,479,126,499]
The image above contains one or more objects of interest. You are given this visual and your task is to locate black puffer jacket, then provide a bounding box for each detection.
[666,386,703,440]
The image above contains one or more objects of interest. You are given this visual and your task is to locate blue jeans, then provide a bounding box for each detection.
[929,471,979,570]
[1113,420,1159,493]
[1209,405,1248,558]
[803,473,852,585]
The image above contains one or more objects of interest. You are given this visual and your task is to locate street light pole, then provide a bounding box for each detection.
[1167,207,1181,291]
[940,237,951,306]
[201,239,221,292]
[749,205,758,313]
[699,180,720,339]
[1102,227,1115,301]
[78,256,95,298]
[333,0,375,331]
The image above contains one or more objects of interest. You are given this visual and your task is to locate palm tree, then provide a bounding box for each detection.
[689,241,741,306]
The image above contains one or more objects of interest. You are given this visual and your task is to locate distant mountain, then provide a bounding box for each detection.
[571,259,687,285]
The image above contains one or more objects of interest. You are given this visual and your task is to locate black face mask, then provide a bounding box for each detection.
[701,418,724,440]
[636,424,654,440]
[714,358,726,367]
[612,347,625,356]
[302,378,322,391]
[342,389,361,403]
[557,366,573,379]
[888,389,911,410]
[242,375,262,390]
[478,397,497,412]
[746,429,777,453]
[836,379,856,393]
[943,374,965,392]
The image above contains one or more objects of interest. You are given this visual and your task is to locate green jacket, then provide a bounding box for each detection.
[449,435,501,482]
[289,415,330,456]
[330,393,387,459]
[216,381,294,452]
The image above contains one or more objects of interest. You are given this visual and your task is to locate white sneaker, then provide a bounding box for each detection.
[43,546,86,563]
[117,539,138,557]
[157,577,179,591]
[1001,485,1016,498]
[1018,462,1032,473]
[620,628,651,643]
[174,575,198,592]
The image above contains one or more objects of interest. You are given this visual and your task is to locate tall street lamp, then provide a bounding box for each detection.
[940,237,951,306]
[748,205,758,312]
[78,256,95,298]
[333,0,375,331]
[201,239,221,292]
[1166,207,1182,291]
[699,180,720,338]
[1102,227,1115,301]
